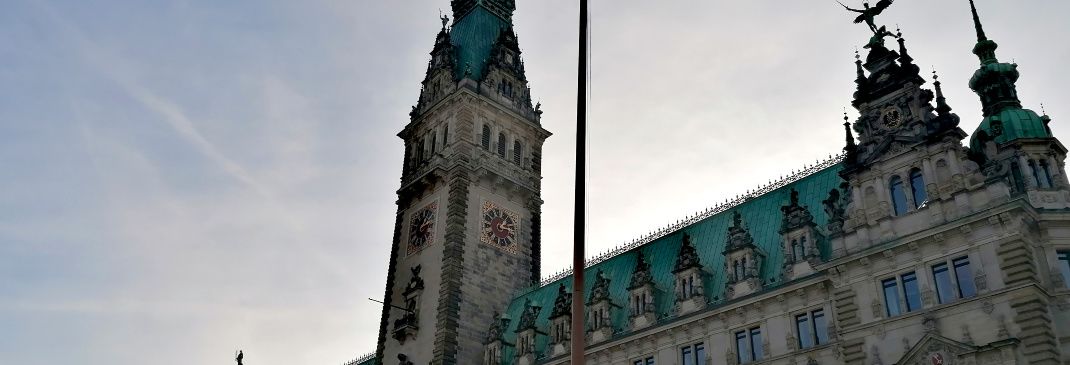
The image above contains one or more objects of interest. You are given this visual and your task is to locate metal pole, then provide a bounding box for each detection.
[570,0,588,364]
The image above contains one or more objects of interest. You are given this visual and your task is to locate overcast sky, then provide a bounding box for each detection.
[3,0,1069,364]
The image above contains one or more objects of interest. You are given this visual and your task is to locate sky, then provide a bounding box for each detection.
[2,0,1069,364]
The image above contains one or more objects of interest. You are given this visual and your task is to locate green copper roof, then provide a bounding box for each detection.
[969,108,1051,150]
[450,6,509,80]
[498,164,845,363]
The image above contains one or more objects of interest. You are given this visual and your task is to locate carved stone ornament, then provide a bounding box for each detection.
[723,211,757,254]
[781,188,816,233]
[628,251,654,289]
[515,299,541,333]
[485,311,511,344]
[588,270,611,304]
[549,283,572,319]
[402,265,425,297]
[673,233,703,273]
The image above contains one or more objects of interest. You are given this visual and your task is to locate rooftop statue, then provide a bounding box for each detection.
[838,0,895,34]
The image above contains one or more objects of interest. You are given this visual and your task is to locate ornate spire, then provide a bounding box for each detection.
[851,50,867,108]
[968,0,999,64]
[933,69,952,117]
[896,27,913,66]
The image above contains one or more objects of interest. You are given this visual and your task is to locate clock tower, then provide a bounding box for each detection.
[374,1,551,364]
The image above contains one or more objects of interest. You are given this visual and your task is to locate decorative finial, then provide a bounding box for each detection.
[1041,103,1047,116]
[933,68,952,116]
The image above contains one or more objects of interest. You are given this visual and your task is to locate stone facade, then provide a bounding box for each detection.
[365,1,1070,365]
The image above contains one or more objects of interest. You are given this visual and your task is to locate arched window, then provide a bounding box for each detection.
[442,124,449,147]
[1010,162,1026,192]
[890,175,907,216]
[481,125,491,150]
[429,131,437,154]
[497,132,507,157]
[909,168,927,208]
[1040,159,1054,188]
[792,237,806,261]
[513,140,523,165]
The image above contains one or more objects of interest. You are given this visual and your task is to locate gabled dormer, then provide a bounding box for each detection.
[547,284,572,357]
[780,189,823,280]
[586,270,617,342]
[723,211,765,299]
[627,251,657,330]
[483,312,510,365]
[513,299,541,365]
[479,25,537,120]
[672,233,706,314]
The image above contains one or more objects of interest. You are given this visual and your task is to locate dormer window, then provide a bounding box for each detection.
[673,233,706,314]
[628,251,657,329]
[791,237,806,262]
[631,291,648,316]
[723,211,765,299]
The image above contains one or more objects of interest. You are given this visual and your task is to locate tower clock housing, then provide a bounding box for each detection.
[374,2,550,364]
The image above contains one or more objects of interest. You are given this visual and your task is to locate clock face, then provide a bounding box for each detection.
[407,202,437,255]
[881,108,903,129]
[480,201,520,253]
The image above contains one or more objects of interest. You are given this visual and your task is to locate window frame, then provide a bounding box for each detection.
[890,175,908,216]
[680,342,704,365]
[632,356,655,365]
[930,255,977,305]
[909,168,927,208]
[881,270,922,317]
[734,326,763,363]
[1058,250,1070,289]
[794,308,829,350]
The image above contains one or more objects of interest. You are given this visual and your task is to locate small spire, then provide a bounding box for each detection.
[1041,103,1047,116]
[854,49,866,85]
[843,111,856,149]
[933,69,952,116]
[967,0,999,64]
[968,0,988,42]
[896,27,914,66]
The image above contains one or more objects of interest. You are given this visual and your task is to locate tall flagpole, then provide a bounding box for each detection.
[570,0,588,364]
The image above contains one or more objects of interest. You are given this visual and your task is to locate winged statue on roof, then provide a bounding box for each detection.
[838,0,895,34]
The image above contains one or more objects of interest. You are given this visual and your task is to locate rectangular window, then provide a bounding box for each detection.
[882,278,902,316]
[953,257,977,299]
[750,328,764,361]
[633,356,655,365]
[735,330,750,364]
[813,309,828,345]
[902,272,922,312]
[1059,251,1070,289]
[795,313,813,349]
[795,309,828,350]
[681,343,703,365]
[933,262,955,304]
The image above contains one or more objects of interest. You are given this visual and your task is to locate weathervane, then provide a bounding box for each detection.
[838,0,895,34]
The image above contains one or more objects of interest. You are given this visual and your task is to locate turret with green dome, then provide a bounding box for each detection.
[965,0,1052,152]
